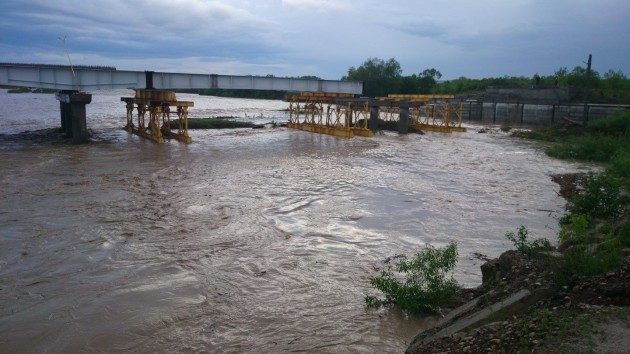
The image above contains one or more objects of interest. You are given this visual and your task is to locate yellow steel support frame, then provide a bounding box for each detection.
[287,94,373,138]
[410,103,467,133]
[122,91,194,144]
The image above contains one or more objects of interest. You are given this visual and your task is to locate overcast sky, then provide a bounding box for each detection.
[1,0,628,79]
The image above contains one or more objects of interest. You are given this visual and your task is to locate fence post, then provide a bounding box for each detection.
[551,104,555,123]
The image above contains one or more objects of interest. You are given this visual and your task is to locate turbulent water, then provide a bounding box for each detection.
[0,89,587,352]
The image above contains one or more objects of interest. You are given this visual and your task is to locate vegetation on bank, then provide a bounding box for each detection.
[365,242,459,314]
[510,111,629,278]
[168,117,258,130]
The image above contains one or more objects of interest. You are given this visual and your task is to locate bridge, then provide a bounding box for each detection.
[1,63,465,144]
[0,63,363,143]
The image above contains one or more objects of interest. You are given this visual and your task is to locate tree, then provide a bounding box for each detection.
[344,57,402,97]
[417,68,442,93]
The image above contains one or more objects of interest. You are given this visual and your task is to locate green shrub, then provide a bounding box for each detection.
[365,242,458,314]
[571,173,623,219]
[559,213,590,243]
[505,226,552,256]
[609,150,630,186]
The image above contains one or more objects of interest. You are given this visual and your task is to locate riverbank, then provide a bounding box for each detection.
[406,112,629,352]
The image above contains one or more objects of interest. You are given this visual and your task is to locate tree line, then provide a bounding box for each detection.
[343,57,630,103]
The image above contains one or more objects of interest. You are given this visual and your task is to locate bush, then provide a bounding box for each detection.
[365,242,458,314]
[571,173,623,219]
[559,213,590,243]
[505,226,552,256]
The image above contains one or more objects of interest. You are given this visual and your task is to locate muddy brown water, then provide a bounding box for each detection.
[0,90,587,352]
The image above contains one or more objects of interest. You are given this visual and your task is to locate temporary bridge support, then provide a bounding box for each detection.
[56,90,92,144]
[287,93,466,138]
[121,89,193,144]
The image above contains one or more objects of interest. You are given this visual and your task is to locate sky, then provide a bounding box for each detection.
[0,0,628,80]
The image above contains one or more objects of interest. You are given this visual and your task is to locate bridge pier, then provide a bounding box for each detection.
[55,91,93,144]
[369,102,380,133]
[398,104,410,134]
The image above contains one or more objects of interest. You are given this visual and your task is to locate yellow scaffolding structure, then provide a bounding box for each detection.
[287,93,373,138]
[410,103,466,133]
[121,90,193,144]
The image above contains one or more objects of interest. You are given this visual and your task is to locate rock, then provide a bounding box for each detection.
[480,250,525,285]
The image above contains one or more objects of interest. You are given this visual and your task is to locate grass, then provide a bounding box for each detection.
[505,225,552,256]
[513,111,630,165]
[610,150,630,187]
[545,134,628,162]
[365,242,459,314]
[515,308,604,353]
[169,117,258,130]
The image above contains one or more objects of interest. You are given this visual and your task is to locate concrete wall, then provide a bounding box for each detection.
[484,87,570,105]
[460,101,628,125]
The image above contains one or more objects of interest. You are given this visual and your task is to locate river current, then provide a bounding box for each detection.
[0,89,586,352]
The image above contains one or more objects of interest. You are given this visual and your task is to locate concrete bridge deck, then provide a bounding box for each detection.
[0,63,362,94]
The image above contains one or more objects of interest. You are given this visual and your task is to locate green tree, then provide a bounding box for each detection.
[417,68,442,93]
[343,57,402,97]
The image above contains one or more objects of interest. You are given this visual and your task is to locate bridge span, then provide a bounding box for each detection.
[0,63,363,144]
[0,63,362,94]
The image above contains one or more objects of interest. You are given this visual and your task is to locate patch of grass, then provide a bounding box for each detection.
[545,134,628,162]
[505,226,552,256]
[365,242,458,314]
[169,117,257,130]
[515,308,602,353]
[7,87,32,93]
[512,111,630,165]
[587,112,630,136]
[562,243,623,277]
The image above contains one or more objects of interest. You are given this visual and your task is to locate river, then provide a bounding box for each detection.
[0,89,586,352]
